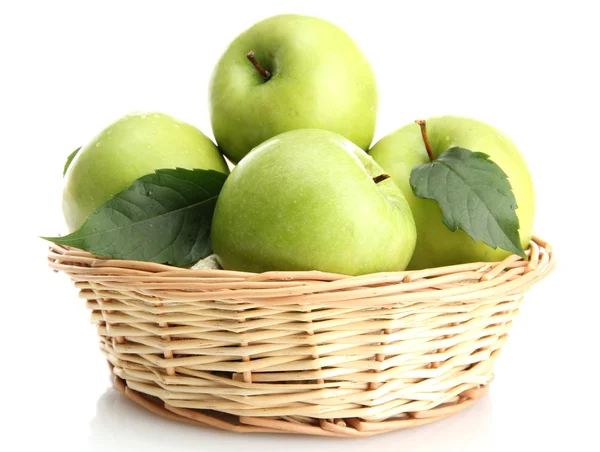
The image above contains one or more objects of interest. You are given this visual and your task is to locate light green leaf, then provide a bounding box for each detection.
[63,147,81,176]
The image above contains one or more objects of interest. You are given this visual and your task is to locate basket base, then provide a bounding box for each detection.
[110,371,488,437]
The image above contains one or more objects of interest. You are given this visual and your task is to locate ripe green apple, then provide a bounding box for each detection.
[62,112,229,231]
[211,129,416,276]
[209,14,378,163]
[368,115,535,269]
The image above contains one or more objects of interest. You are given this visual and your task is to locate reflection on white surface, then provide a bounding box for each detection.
[87,386,495,452]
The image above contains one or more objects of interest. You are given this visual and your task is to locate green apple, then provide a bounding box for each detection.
[368,115,535,269]
[211,129,416,276]
[209,14,378,163]
[62,112,229,231]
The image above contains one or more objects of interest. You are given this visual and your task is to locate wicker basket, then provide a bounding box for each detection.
[48,236,554,437]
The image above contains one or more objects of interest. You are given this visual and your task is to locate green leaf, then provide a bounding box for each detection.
[410,147,526,258]
[63,147,81,176]
[44,168,228,267]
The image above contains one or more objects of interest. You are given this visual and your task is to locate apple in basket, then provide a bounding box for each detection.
[208,14,378,163]
[211,129,417,275]
[369,116,536,269]
[61,112,229,232]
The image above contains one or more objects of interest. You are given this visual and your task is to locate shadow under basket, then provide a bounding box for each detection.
[48,236,555,437]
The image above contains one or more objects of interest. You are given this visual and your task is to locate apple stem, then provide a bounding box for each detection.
[373,173,391,184]
[247,51,272,81]
[415,119,435,162]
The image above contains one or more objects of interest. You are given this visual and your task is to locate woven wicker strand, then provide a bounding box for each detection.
[48,236,555,437]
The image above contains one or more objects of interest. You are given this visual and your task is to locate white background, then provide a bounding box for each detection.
[1,1,599,450]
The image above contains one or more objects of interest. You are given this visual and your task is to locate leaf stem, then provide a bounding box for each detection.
[415,120,435,162]
[373,173,391,184]
[246,51,271,81]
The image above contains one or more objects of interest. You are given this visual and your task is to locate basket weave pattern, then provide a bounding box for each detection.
[49,236,554,437]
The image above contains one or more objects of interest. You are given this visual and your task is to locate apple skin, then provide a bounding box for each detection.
[209,14,378,163]
[62,112,229,231]
[368,116,535,269]
[211,129,416,276]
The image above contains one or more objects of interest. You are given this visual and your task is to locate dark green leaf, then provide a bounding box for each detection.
[63,147,81,176]
[44,168,228,266]
[410,147,526,258]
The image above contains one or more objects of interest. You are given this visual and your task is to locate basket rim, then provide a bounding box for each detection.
[48,235,555,307]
